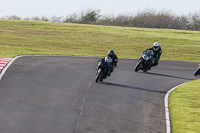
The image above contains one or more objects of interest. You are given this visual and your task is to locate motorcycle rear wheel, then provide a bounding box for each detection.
[143,69,148,72]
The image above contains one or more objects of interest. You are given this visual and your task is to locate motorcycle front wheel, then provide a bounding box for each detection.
[194,67,200,76]
[95,68,102,82]
[134,60,143,72]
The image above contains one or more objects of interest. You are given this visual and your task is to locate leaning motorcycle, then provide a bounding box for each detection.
[194,64,200,76]
[95,56,113,82]
[134,49,154,72]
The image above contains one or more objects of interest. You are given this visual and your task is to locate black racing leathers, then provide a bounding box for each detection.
[97,54,118,71]
[110,54,118,67]
[149,46,162,66]
[108,54,118,75]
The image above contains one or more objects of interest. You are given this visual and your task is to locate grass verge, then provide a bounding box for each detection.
[0,19,200,61]
[169,80,200,133]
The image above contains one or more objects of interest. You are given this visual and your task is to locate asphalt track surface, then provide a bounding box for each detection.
[0,56,198,133]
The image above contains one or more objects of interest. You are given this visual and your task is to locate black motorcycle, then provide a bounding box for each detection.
[134,49,155,72]
[95,56,113,82]
[194,64,200,76]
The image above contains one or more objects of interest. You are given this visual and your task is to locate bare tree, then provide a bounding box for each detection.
[50,16,64,22]
[96,14,115,26]
[189,12,200,30]
[64,13,79,23]
[41,16,49,21]
[32,16,41,21]
[2,15,21,20]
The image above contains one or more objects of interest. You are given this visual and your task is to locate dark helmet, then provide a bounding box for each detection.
[108,50,115,58]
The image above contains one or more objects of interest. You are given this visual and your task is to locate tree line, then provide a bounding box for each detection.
[1,9,200,31]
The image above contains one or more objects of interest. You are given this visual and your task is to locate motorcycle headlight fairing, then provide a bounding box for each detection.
[142,54,150,60]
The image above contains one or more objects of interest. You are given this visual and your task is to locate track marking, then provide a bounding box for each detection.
[164,83,186,133]
[0,58,12,72]
[0,56,21,80]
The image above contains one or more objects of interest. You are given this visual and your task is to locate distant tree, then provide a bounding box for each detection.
[4,15,21,20]
[50,16,64,22]
[32,16,41,21]
[64,13,79,23]
[41,16,49,21]
[96,14,114,26]
[153,11,174,28]
[132,9,157,28]
[112,14,130,26]
[80,9,101,23]
[171,16,189,30]
[190,12,200,30]
[24,17,31,21]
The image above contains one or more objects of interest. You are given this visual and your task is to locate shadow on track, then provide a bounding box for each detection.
[100,82,166,94]
[145,72,194,80]
[99,82,167,110]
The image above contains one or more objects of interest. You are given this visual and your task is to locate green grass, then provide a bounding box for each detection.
[0,19,200,61]
[0,19,200,132]
[169,80,200,133]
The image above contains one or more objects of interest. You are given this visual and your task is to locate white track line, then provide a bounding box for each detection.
[164,83,187,133]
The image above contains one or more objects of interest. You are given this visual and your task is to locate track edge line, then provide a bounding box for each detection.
[164,82,187,133]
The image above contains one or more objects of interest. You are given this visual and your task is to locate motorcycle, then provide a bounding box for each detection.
[134,49,155,72]
[95,56,113,82]
[194,64,200,76]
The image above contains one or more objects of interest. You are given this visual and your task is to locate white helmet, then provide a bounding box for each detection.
[153,42,159,47]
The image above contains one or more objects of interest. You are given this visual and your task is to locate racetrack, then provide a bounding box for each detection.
[0,56,198,133]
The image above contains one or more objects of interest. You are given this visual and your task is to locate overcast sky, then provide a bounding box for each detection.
[0,0,200,17]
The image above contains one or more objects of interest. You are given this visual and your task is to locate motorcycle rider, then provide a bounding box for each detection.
[107,50,118,76]
[149,42,162,66]
[96,50,118,78]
